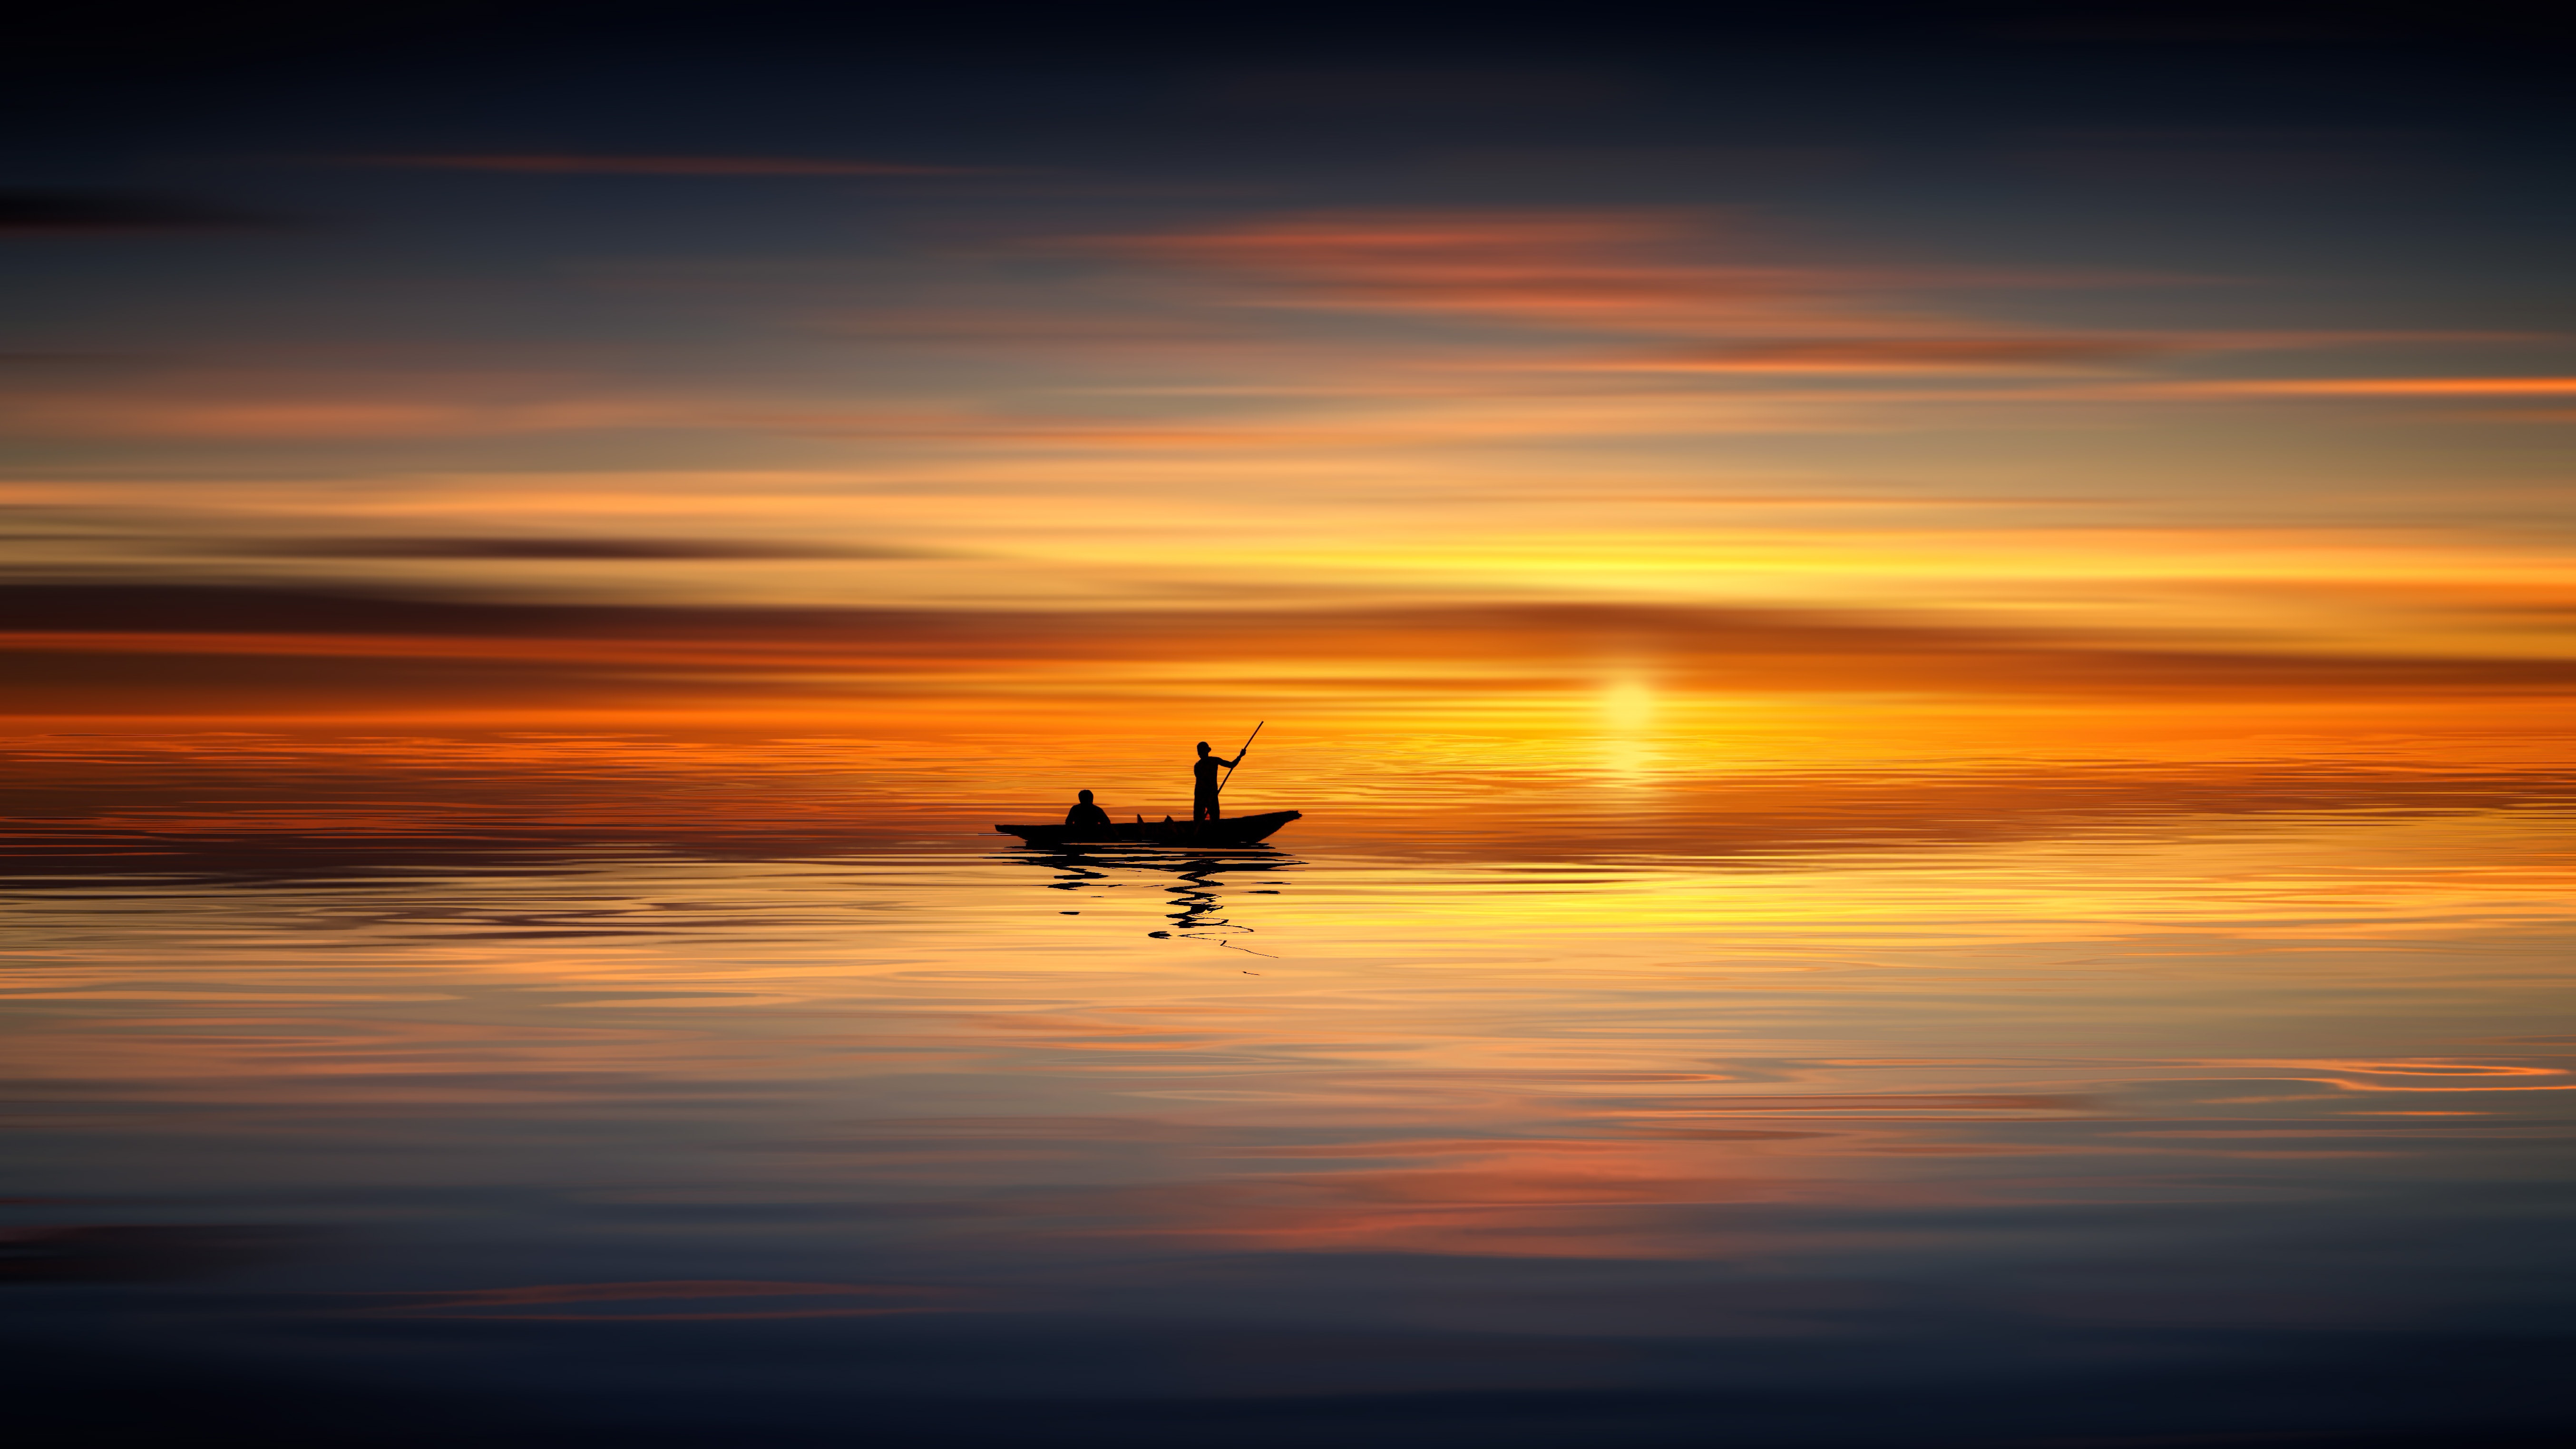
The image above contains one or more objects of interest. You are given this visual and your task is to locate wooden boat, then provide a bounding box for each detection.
[995,809,1301,848]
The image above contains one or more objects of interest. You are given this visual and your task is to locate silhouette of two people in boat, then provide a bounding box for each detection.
[1062,742,1240,835]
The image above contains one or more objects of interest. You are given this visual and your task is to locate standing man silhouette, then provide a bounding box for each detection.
[1190,740,1239,822]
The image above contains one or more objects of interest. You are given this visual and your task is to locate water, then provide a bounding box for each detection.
[6,734,2573,1447]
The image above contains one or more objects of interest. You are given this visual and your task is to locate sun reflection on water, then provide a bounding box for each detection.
[3,728,2572,1444]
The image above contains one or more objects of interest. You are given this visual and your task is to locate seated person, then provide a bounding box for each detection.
[1064,789,1115,834]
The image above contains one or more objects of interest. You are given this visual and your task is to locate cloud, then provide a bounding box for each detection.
[0,385,710,440]
[1562,336,2180,373]
[0,190,283,234]
[345,154,972,176]
[1074,210,2273,390]
[229,536,934,560]
[356,1279,958,1321]
[1077,211,2556,399]
[2149,377,2576,398]
[1200,66,1630,114]
[1092,211,1848,332]
[9,584,2576,722]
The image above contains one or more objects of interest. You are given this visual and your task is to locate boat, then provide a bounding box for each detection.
[994,809,1301,849]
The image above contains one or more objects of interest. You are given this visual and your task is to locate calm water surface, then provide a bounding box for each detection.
[6,735,2572,1446]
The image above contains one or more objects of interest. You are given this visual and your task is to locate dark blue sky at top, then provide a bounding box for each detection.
[14,1,2574,245]
[6,1,2572,484]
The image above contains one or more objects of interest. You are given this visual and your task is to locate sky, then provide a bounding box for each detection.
[7,1,2574,752]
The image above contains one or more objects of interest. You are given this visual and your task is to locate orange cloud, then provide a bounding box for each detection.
[1073,209,2530,401]
[1093,211,1861,332]
[0,385,708,440]
[1076,211,2564,414]
[1561,336,2178,373]
[2151,377,2576,398]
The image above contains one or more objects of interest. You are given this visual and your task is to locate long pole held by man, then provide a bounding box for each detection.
[1192,722,1263,823]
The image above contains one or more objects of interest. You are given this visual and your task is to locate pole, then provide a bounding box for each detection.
[1216,721,1264,797]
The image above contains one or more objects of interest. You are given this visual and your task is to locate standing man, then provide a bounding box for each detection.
[1190,740,1240,822]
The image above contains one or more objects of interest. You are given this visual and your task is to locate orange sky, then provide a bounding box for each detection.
[7,34,2574,756]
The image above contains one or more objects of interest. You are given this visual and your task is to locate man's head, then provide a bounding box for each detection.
[1077,789,1095,803]
[1196,741,1211,755]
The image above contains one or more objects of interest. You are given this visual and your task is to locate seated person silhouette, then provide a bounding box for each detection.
[1064,789,1115,836]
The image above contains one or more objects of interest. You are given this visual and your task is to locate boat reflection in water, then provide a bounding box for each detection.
[1005,842,1301,943]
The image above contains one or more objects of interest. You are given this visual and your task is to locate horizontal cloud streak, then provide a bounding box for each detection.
[344,154,972,176]
[1563,336,2180,373]
[2149,377,2576,397]
[0,190,284,234]
[8,585,2576,724]
[1091,211,1898,333]
[224,536,933,560]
